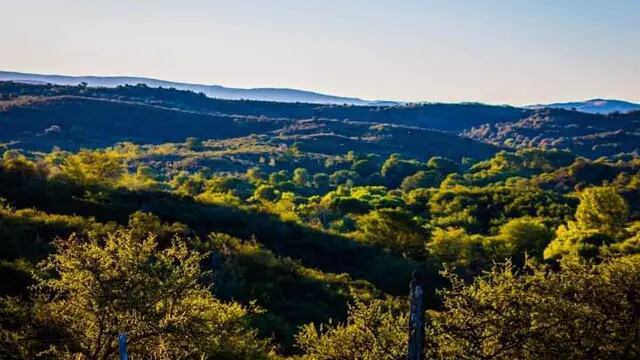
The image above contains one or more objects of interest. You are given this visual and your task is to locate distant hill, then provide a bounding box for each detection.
[1,81,638,158]
[462,108,640,157]
[0,83,497,160]
[529,99,640,114]
[0,70,396,106]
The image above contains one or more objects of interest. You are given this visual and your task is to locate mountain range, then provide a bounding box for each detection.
[2,70,639,114]
[1,80,638,160]
[528,99,640,114]
[0,70,396,106]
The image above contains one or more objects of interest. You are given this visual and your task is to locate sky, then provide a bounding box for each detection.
[1,0,639,105]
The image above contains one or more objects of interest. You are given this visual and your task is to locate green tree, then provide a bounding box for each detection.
[428,255,640,359]
[205,176,255,199]
[426,228,501,278]
[575,186,629,235]
[296,297,407,360]
[497,217,552,261]
[351,159,378,178]
[356,208,426,258]
[427,156,459,175]
[59,150,126,185]
[246,167,264,182]
[290,142,303,154]
[127,211,190,245]
[545,187,630,260]
[253,184,278,202]
[296,255,640,360]
[400,170,443,192]
[293,168,310,187]
[329,170,359,187]
[381,154,423,188]
[313,173,330,190]
[135,164,158,181]
[439,173,469,189]
[5,231,271,359]
[269,170,289,184]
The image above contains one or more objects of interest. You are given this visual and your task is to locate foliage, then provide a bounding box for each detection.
[428,255,640,359]
[0,231,272,359]
[295,297,408,360]
[575,186,629,235]
[381,154,423,188]
[400,170,443,192]
[545,186,633,260]
[0,112,639,358]
[497,217,552,261]
[355,208,427,258]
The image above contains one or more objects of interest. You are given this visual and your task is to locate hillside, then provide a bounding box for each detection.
[530,99,640,114]
[462,108,640,158]
[0,94,497,163]
[1,82,639,160]
[0,70,392,105]
[1,134,639,357]
[1,81,640,358]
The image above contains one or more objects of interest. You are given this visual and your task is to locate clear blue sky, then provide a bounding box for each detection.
[1,0,638,105]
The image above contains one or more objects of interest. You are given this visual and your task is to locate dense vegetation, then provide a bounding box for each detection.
[0,82,639,359]
[2,82,639,158]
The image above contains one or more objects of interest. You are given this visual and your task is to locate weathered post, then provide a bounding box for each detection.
[407,271,425,360]
[118,333,129,360]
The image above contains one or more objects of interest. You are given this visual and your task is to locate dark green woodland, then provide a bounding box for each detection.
[1,82,639,359]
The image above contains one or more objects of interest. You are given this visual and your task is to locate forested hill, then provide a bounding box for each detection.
[1,80,640,358]
[1,81,639,158]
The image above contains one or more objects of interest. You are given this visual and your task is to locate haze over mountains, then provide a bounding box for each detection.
[0,70,395,106]
[529,99,640,114]
[2,70,639,114]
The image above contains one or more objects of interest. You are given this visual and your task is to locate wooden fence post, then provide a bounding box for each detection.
[118,333,128,360]
[407,271,425,360]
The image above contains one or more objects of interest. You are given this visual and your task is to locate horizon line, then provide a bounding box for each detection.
[1,67,639,107]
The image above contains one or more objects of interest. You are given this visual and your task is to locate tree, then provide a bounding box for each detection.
[329,170,359,187]
[296,297,407,360]
[427,157,459,175]
[351,159,378,178]
[439,173,469,189]
[313,173,330,190]
[135,165,159,183]
[426,228,501,278]
[400,170,443,192]
[1,150,41,181]
[205,176,255,199]
[126,211,190,245]
[544,225,615,260]
[497,217,552,261]
[575,186,629,235]
[59,150,126,184]
[356,208,426,258]
[246,167,264,182]
[254,184,278,201]
[290,142,304,154]
[7,231,271,360]
[545,187,630,260]
[609,222,640,255]
[428,255,640,359]
[293,168,310,187]
[269,170,289,184]
[381,154,423,188]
